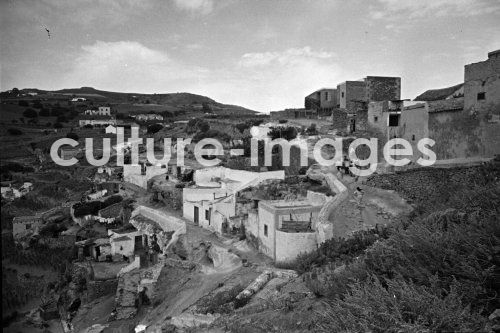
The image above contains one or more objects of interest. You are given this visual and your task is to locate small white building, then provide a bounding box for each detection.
[71,97,86,102]
[105,125,117,134]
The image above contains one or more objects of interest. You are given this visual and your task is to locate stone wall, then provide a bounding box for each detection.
[87,279,118,301]
[365,76,401,101]
[365,164,499,206]
[331,108,348,130]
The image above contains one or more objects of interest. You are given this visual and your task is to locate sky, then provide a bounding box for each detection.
[1,0,499,112]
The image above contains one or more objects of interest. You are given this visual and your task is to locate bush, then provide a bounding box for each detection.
[315,277,486,332]
[7,128,23,136]
[147,123,163,134]
[23,108,38,118]
[54,122,63,129]
[83,124,93,129]
[186,119,210,133]
[39,108,51,117]
[268,126,297,140]
[66,132,79,141]
[306,123,318,135]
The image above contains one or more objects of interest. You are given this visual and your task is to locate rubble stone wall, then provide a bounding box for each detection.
[87,279,118,301]
[365,164,497,205]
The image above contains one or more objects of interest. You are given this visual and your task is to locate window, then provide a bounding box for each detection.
[374,116,378,122]
[341,92,345,98]
[388,114,400,127]
[264,224,268,237]
[324,91,329,101]
[25,223,31,230]
[477,92,485,100]
[412,134,415,141]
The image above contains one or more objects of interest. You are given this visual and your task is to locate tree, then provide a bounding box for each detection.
[66,132,79,141]
[147,123,163,134]
[306,123,318,135]
[18,100,28,107]
[268,126,298,141]
[57,115,67,123]
[7,128,23,136]
[202,102,213,113]
[23,108,38,118]
[53,122,63,129]
[39,108,51,117]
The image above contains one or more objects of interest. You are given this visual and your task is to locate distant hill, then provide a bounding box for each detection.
[0,87,259,116]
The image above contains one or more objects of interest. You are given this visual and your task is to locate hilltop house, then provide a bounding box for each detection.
[367,49,500,164]
[84,106,111,116]
[135,114,164,122]
[105,125,117,134]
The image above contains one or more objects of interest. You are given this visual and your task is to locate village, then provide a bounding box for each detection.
[1,48,499,333]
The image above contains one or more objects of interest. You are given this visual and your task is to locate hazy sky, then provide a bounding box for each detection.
[1,0,499,112]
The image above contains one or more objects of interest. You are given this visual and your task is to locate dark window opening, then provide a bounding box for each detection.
[205,209,211,224]
[477,92,485,100]
[412,134,415,141]
[388,114,400,127]
[264,224,268,237]
[341,92,345,98]
[374,116,378,122]
[26,223,31,230]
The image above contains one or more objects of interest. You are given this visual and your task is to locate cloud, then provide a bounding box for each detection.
[239,47,335,67]
[371,0,500,19]
[172,0,214,15]
[64,41,208,92]
[202,47,342,111]
[0,0,154,28]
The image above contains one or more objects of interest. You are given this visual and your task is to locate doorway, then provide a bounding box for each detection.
[194,206,199,225]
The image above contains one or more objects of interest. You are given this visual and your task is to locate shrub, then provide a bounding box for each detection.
[39,108,51,117]
[7,128,23,136]
[54,122,63,129]
[268,126,297,140]
[147,123,163,134]
[315,277,486,332]
[66,132,79,141]
[23,108,38,118]
[306,123,318,135]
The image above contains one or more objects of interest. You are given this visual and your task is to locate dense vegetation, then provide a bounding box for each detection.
[291,165,500,332]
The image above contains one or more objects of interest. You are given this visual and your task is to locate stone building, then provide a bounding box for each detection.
[12,216,43,239]
[304,88,337,110]
[84,106,111,116]
[182,167,285,233]
[256,198,322,262]
[364,76,401,102]
[337,80,366,110]
[123,163,168,189]
[366,49,500,163]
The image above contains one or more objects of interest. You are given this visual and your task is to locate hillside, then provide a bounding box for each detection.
[0,87,259,116]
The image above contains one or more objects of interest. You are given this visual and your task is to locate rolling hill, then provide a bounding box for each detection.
[0,87,259,116]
